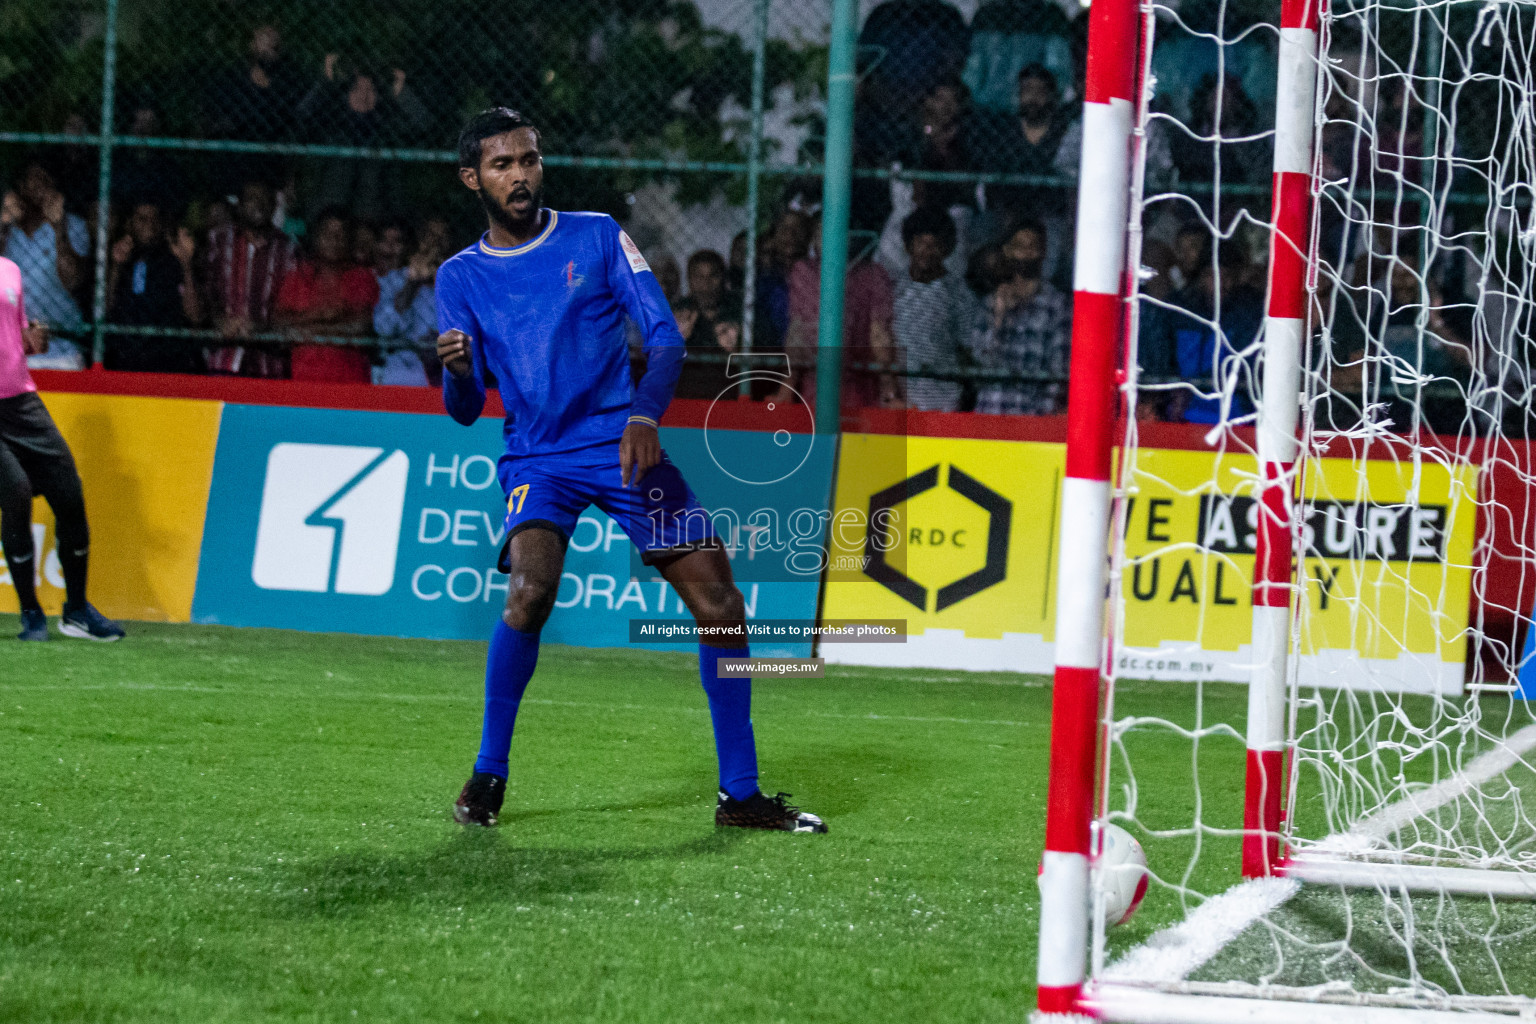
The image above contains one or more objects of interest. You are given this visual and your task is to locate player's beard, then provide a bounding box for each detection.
[479,184,542,235]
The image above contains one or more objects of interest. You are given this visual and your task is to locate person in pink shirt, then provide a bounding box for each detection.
[780,224,897,414]
[0,257,42,401]
[0,256,124,642]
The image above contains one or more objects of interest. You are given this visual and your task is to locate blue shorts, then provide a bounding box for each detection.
[497,444,716,572]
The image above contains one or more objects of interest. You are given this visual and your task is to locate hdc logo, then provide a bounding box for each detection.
[252,443,410,595]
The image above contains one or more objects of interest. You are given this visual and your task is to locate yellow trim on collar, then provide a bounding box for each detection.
[477,210,559,257]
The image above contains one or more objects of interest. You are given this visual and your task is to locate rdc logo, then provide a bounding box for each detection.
[252,443,410,595]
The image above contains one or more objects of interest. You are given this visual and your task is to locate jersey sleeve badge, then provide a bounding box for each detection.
[618,230,651,275]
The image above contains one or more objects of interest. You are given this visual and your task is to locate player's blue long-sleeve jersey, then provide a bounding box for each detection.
[436,210,685,458]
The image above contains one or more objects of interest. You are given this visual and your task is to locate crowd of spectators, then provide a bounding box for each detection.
[0,158,450,385]
[2,0,1488,429]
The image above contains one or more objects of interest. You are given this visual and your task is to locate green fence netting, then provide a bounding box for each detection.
[0,0,1501,413]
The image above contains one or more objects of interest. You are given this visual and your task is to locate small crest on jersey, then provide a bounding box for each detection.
[2,286,15,307]
[618,230,650,274]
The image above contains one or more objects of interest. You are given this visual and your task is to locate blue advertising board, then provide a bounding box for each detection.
[192,404,835,655]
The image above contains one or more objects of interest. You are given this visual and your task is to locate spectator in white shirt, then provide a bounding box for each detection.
[0,161,90,369]
[373,215,449,385]
[891,206,977,412]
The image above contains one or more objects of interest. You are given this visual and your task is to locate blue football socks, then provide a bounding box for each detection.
[474,621,541,778]
[698,644,760,800]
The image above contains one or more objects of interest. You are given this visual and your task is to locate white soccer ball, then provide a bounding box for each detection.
[1092,821,1149,928]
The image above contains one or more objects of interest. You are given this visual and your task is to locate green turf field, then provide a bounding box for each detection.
[0,619,1224,1023]
[1194,882,1536,1000]
[3,618,1530,1021]
[1196,757,1536,1003]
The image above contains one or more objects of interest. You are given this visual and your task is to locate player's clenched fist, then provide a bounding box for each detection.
[619,421,661,487]
[437,329,473,378]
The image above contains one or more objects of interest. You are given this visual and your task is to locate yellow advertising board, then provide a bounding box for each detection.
[823,433,1476,693]
[821,433,1065,670]
[1118,447,1476,694]
[0,392,221,622]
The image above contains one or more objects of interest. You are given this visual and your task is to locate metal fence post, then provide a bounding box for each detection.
[740,0,770,378]
[815,0,858,435]
[90,0,120,368]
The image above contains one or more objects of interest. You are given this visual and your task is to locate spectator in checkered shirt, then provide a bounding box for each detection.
[199,180,296,377]
[967,219,1072,416]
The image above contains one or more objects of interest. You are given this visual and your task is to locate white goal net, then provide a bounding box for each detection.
[1078,0,1536,1018]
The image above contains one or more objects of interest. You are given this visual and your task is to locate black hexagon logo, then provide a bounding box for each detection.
[862,463,1011,612]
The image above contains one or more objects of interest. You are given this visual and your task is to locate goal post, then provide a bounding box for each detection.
[1244,0,1320,881]
[1035,0,1140,1011]
[1035,0,1536,1015]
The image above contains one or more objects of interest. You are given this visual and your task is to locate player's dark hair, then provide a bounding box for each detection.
[458,107,540,170]
[901,204,958,253]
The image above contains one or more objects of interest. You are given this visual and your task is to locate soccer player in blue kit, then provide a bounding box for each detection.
[435,108,825,833]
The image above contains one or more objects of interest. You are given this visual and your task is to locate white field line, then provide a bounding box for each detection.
[1325,723,1536,849]
[1101,876,1300,985]
[0,682,1031,728]
[1097,726,1536,1019]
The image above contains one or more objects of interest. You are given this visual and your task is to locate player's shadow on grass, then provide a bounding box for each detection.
[269,825,746,920]
[497,787,716,823]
